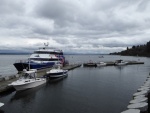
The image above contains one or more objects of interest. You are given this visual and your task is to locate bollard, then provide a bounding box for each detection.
[4,76,9,81]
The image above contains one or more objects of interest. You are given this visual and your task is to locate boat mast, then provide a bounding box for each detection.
[29,53,30,70]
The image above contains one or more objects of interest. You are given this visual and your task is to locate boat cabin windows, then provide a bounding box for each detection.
[115,60,123,63]
[22,73,36,79]
[30,58,59,61]
[34,51,63,55]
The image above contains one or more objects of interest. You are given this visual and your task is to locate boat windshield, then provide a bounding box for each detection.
[53,64,61,69]
[22,73,35,79]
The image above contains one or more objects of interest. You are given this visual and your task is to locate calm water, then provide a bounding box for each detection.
[0,55,150,113]
[0,55,29,76]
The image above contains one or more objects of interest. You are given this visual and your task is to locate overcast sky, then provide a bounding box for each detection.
[0,0,150,54]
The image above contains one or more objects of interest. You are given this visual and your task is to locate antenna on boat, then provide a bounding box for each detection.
[44,42,49,47]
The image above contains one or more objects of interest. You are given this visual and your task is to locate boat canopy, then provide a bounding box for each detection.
[22,70,37,79]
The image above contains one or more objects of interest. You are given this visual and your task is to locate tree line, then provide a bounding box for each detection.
[110,41,150,57]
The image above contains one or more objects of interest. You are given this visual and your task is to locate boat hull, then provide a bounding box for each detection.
[97,64,106,66]
[115,62,128,66]
[97,62,106,67]
[12,79,46,91]
[14,62,55,72]
[46,71,68,78]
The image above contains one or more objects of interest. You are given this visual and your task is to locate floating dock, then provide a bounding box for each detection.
[83,61,144,67]
[105,61,144,66]
[0,64,81,93]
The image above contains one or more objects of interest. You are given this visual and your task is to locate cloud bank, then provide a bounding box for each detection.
[0,0,150,54]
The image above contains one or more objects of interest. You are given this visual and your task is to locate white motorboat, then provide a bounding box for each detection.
[8,69,46,91]
[114,60,128,66]
[46,65,68,78]
[0,102,4,107]
[97,62,106,67]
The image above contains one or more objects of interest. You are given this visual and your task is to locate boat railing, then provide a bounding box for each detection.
[15,59,29,63]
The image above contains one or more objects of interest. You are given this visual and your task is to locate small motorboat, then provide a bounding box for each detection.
[114,60,128,66]
[99,56,104,58]
[46,65,68,78]
[97,62,106,67]
[8,69,46,91]
[83,60,97,67]
[83,63,97,67]
[0,102,4,107]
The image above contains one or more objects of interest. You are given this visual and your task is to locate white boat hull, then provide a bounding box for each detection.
[46,67,68,78]
[11,79,46,91]
[115,60,128,66]
[50,73,68,78]
[115,63,127,66]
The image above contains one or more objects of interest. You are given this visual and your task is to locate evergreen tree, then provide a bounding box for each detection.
[146,41,150,52]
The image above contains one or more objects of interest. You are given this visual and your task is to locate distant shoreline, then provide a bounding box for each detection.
[0,53,109,55]
[0,53,31,55]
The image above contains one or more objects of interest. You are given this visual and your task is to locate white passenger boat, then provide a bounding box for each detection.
[8,69,46,91]
[0,102,4,107]
[114,60,128,66]
[13,43,66,72]
[46,65,68,78]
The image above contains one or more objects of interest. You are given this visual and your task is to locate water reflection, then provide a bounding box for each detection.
[10,84,45,102]
[115,66,125,70]
[0,88,15,98]
[47,75,68,84]
[0,110,4,113]
[9,76,68,101]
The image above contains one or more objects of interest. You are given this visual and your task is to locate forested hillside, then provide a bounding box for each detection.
[110,41,150,57]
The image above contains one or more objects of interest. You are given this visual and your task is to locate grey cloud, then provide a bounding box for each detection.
[52,38,69,44]
[137,0,150,12]
[0,0,150,54]
[0,0,25,16]
[35,0,77,27]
